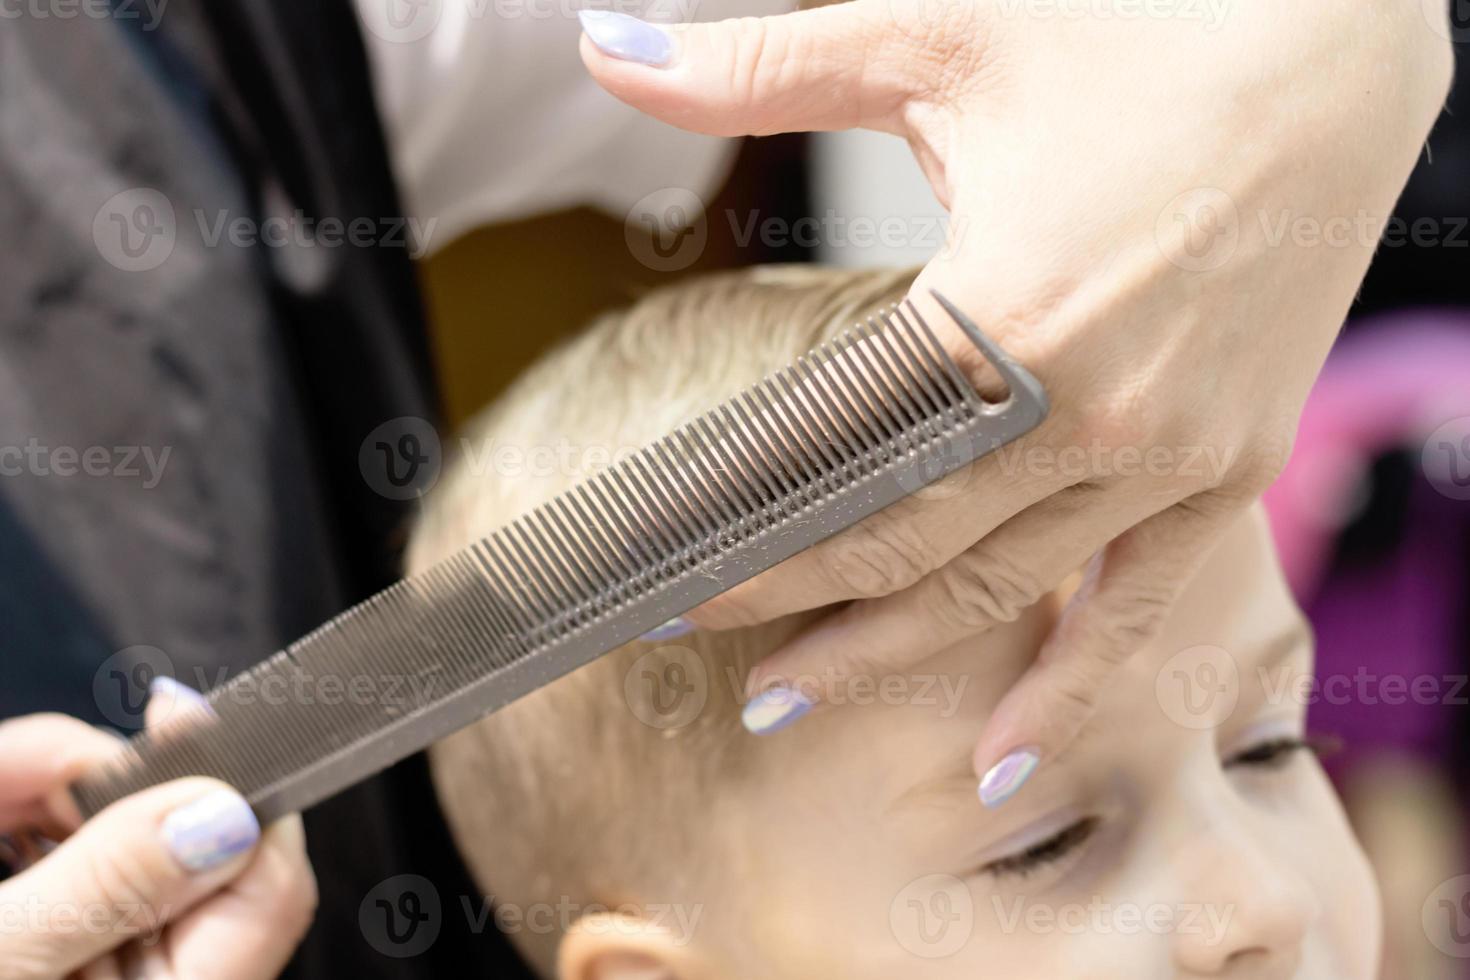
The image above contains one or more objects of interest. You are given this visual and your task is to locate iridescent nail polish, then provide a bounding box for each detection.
[162,789,260,871]
[978,747,1040,808]
[578,10,674,67]
[741,686,816,735]
[149,675,212,716]
[640,616,696,642]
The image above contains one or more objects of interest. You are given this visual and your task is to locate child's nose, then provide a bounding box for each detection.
[1165,819,1320,978]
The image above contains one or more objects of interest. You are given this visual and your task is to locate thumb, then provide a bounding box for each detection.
[0,778,260,979]
[576,2,921,137]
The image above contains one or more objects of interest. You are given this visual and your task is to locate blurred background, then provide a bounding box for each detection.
[422,33,1470,980]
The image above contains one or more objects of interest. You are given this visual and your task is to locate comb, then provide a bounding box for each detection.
[71,292,1047,823]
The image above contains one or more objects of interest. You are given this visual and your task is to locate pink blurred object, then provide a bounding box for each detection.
[1264,311,1470,601]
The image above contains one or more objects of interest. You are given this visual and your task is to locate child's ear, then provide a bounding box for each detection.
[557,911,709,980]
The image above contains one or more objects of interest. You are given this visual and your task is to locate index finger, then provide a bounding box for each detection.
[0,715,124,831]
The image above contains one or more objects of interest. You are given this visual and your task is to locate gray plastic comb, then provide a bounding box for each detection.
[71,291,1047,823]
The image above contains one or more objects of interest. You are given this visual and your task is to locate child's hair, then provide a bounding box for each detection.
[411,265,914,972]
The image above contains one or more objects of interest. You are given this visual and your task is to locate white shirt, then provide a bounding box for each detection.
[354,0,793,251]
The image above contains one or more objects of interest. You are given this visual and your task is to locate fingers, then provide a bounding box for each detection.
[971,495,1243,805]
[0,778,260,979]
[690,441,1074,630]
[0,715,123,832]
[143,676,212,733]
[162,814,317,980]
[577,1,927,137]
[740,484,1156,733]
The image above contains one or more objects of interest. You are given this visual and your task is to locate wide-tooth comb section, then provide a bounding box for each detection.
[70,293,1047,823]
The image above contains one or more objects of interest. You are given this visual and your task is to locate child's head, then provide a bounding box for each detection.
[412,266,1380,979]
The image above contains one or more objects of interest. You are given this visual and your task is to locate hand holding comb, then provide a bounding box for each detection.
[71,292,1048,823]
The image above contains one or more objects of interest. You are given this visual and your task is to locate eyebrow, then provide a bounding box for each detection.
[1232,615,1315,715]
[885,618,1314,816]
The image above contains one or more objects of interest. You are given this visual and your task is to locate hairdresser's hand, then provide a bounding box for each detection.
[578,0,1452,800]
[0,705,315,979]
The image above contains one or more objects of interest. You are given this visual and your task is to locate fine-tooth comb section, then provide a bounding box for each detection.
[71,292,1048,823]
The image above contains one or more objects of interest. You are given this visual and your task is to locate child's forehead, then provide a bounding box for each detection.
[781,507,1301,797]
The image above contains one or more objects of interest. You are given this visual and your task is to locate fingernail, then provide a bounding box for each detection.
[641,616,696,641]
[162,789,259,871]
[978,747,1040,808]
[741,686,817,735]
[149,675,212,716]
[578,10,673,67]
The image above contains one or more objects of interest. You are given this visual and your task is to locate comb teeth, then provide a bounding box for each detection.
[71,295,1047,823]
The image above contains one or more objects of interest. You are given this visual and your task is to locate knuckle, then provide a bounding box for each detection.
[1048,660,1103,720]
[1095,582,1175,655]
[831,648,896,691]
[727,17,787,119]
[931,547,1043,631]
[1241,435,1294,493]
[830,515,937,599]
[1087,400,1153,457]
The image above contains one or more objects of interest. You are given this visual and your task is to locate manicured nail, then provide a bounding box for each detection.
[978,747,1040,808]
[741,686,816,735]
[162,789,259,871]
[641,616,696,641]
[149,675,212,716]
[578,10,673,67]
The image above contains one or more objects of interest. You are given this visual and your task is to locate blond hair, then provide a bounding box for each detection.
[412,265,914,973]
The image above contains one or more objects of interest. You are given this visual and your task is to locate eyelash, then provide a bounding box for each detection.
[1224,736,1316,770]
[979,817,1100,880]
[977,736,1331,880]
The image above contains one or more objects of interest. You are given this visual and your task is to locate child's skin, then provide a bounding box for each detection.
[557,509,1379,979]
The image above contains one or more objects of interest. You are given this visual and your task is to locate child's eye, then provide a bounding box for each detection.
[977,817,1100,880]
[1224,736,1316,770]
